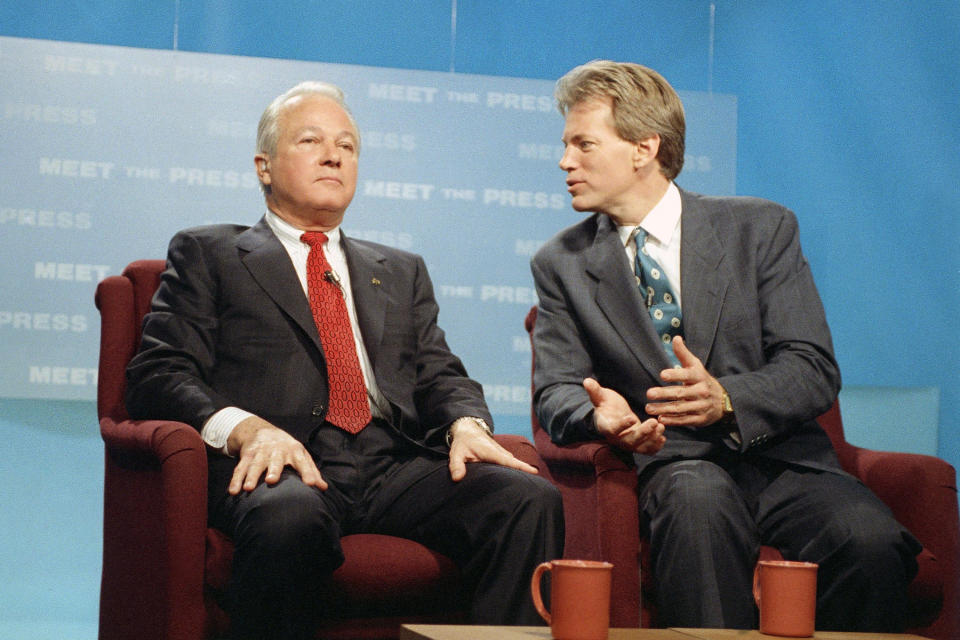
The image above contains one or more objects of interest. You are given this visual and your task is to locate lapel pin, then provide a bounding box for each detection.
[371,277,381,286]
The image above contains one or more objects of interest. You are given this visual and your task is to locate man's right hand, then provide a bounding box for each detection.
[226,416,327,495]
[583,378,666,454]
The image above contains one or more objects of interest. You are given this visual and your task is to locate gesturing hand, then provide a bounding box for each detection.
[583,378,665,454]
[226,416,328,495]
[645,336,725,427]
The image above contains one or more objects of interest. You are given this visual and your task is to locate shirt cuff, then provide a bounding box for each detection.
[201,406,256,456]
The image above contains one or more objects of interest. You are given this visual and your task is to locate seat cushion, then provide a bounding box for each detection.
[204,529,466,621]
[334,534,465,615]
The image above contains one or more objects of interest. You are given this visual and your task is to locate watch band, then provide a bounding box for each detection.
[720,390,736,424]
[445,417,492,447]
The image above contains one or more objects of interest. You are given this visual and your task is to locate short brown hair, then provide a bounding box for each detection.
[555,60,686,180]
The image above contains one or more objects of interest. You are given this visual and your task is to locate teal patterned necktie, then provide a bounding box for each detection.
[634,228,682,366]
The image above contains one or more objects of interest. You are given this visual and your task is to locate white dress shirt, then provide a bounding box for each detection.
[616,181,683,306]
[201,211,388,454]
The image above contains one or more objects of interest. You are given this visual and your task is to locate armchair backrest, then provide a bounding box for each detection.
[94,259,166,422]
[524,307,560,454]
[813,399,856,472]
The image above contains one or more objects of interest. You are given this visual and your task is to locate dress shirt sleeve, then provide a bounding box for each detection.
[201,406,256,456]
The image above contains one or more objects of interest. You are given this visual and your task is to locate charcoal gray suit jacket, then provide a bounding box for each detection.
[126,216,490,458]
[530,188,843,475]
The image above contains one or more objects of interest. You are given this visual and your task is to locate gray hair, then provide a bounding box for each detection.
[555,60,685,180]
[256,81,361,157]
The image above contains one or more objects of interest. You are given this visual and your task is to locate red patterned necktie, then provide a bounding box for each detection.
[301,232,371,433]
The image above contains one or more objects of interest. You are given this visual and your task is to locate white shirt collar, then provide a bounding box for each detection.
[617,182,682,247]
[265,209,342,249]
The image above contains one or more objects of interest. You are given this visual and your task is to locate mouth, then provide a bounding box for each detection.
[566,180,583,194]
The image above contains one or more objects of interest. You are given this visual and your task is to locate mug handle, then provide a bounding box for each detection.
[752,562,762,607]
[530,561,553,624]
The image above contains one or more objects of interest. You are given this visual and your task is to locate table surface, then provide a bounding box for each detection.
[672,629,929,640]
[399,624,930,640]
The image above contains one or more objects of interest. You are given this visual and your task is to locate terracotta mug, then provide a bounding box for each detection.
[531,559,613,640]
[753,560,818,637]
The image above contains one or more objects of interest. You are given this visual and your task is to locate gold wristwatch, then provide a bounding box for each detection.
[720,389,736,423]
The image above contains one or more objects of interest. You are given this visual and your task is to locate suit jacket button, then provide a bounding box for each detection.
[311,404,325,417]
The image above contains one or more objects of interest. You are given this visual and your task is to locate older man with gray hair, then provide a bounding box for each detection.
[127,81,563,639]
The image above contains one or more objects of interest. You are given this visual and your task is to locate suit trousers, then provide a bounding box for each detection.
[208,420,564,639]
[638,452,920,632]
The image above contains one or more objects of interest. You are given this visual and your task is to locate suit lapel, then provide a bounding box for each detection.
[678,190,727,365]
[236,217,321,350]
[586,214,671,380]
[341,234,389,367]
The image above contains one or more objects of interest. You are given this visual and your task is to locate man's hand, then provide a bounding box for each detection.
[227,416,328,495]
[583,378,666,454]
[447,418,539,482]
[645,336,725,427]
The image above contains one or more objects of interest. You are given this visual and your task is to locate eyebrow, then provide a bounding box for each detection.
[293,126,357,143]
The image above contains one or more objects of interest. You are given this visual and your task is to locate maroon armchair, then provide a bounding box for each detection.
[525,305,959,639]
[94,259,552,640]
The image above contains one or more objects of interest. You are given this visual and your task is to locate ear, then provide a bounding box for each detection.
[254,153,271,186]
[633,134,661,171]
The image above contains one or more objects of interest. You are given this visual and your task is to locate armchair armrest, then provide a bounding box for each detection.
[99,417,209,640]
[532,423,636,476]
[849,447,958,545]
[493,434,552,478]
[844,444,959,636]
[531,427,641,627]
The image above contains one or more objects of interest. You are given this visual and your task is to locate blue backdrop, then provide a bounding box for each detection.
[1,2,957,637]
[0,35,736,415]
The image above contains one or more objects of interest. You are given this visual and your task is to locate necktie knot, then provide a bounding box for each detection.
[633,227,648,247]
[301,231,329,248]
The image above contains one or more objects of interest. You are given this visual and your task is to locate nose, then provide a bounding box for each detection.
[319,141,341,167]
[558,146,575,171]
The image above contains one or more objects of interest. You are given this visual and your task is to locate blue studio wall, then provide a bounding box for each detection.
[1,1,957,637]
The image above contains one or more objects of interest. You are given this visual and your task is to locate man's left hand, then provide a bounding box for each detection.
[447,418,539,482]
[645,336,725,428]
